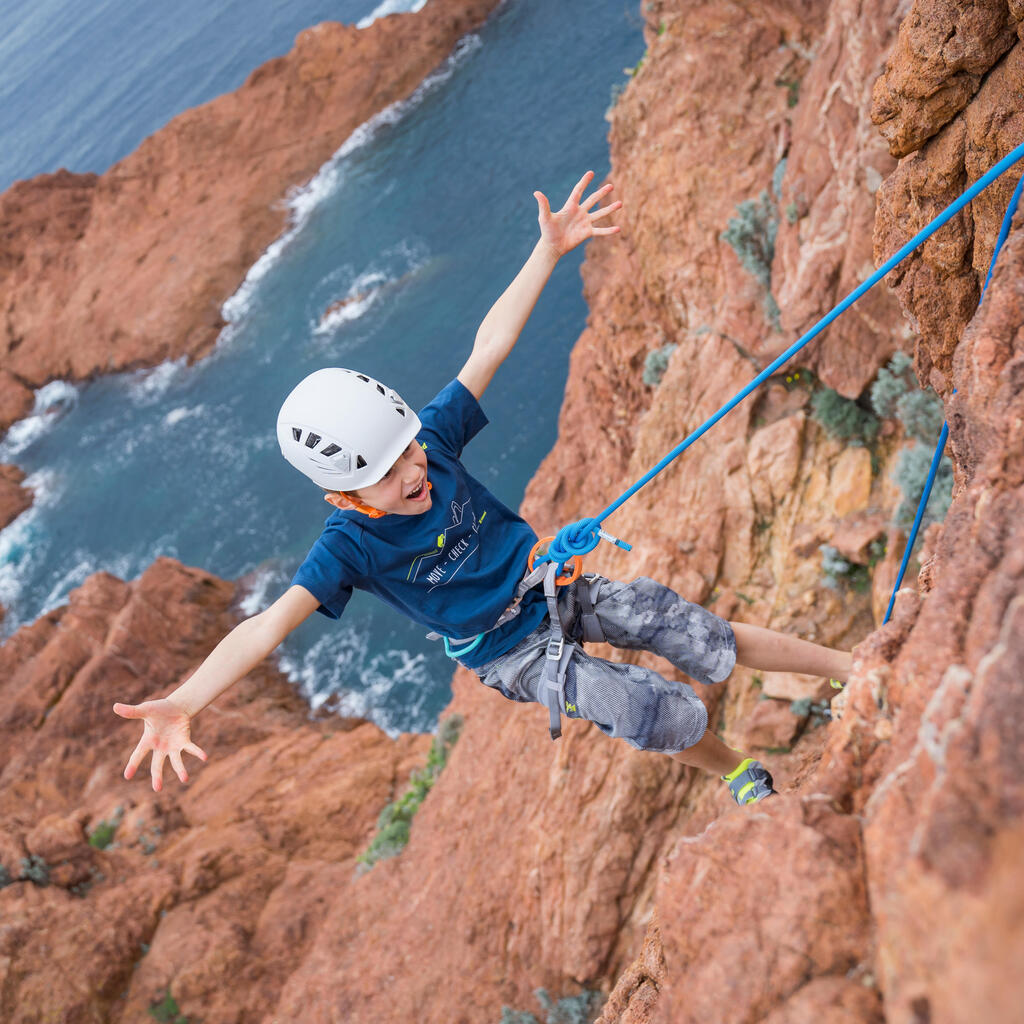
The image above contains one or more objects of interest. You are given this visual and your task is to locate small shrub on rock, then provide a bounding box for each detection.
[892,442,953,529]
[19,854,49,887]
[721,189,781,328]
[357,714,464,871]
[499,988,605,1024]
[642,343,677,387]
[810,388,878,444]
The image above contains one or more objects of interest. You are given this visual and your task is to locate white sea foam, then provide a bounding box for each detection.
[277,624,434,735]
[219,30,481,330]
[125,357,187,405]
[0,468,62,625]
[163,404,206,428]
[237,562,290,617]
[356,0,429,30]
[0,381,79,458]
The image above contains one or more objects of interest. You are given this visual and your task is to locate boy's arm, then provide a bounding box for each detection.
[113,585,321,791]
[457,170,621,400]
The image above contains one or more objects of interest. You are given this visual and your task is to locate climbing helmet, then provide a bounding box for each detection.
[276,368,421,491]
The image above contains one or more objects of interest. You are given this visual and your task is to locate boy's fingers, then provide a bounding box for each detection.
[590,200,622,221]
[534,191,551,219]
[123,739,149,780]
[169,749,188,784]
[183,742,208,762]
[592,225,621,236]
[113,702,141,718]
[151,750,166,792]
[569,170,594,203]
[582,182,614,211]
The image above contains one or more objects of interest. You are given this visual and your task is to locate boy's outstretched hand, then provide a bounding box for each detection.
[113,698,208,792]
[534,170,621,258]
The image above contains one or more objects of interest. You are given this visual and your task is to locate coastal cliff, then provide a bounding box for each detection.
[2,1,1023,1022]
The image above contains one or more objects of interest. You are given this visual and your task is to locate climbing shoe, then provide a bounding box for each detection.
[722,757,775,805]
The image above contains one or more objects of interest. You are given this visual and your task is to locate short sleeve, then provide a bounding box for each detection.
[292,528,360,620]
[416,379,488,459]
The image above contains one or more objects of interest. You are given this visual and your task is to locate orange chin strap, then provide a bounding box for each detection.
[327,481,432,519]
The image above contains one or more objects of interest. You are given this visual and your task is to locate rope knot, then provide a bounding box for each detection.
[546,518,600,568]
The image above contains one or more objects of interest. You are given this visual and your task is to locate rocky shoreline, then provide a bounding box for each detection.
[2,1,1023,1022]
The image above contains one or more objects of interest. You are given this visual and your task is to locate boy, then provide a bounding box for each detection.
[115,171,851,804]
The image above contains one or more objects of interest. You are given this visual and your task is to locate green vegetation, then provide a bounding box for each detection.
[642,342,678,387]
[775,74,801,108]
[721,190,781,329]
[357,714,463,871]
[820,544,871,593]
[149,990,190,1023]
[88,806,124,850]
[892,442,953,529]
[19,854,49,887]
[499,988,605,1024]
[870,352,952,529]
[0,864,11,888]
[785,201,800,225]
[810,388,879,445]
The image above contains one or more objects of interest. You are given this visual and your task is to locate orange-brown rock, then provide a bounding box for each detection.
[871,0,1021,158]
[0,461,31,531]
[0,0,501,436]
[873,12,1024,391]
[3,0,1024,1021]
[0,557,429,1023]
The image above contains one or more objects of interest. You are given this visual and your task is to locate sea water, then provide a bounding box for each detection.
[0,0,646,733]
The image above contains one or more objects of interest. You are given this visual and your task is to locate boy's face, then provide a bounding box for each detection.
[351,439,431,516]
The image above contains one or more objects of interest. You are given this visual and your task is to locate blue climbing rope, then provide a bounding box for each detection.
[882,168,1024,623]
[536,140,1024,575]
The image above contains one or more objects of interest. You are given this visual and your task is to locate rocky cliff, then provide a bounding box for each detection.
[0,0,501,530]
[2,1,1023,1022]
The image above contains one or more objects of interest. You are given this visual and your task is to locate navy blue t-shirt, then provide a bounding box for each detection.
[292,379,547,669]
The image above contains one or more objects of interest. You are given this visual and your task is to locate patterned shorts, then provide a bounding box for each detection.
[472,576,736,754]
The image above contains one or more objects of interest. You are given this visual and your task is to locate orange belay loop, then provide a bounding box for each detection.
[528,536,583,586]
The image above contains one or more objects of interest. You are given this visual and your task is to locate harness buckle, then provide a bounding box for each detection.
[546,637,564,661]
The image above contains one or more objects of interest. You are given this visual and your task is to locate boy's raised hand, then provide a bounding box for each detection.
[113,698,208,792]
[534,170,621,258]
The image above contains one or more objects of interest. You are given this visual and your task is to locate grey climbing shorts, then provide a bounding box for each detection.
[473,576,736,754]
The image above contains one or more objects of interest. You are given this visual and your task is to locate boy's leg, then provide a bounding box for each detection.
[669,728,747,774]
[572,577,851,685]
[730,621,851,682]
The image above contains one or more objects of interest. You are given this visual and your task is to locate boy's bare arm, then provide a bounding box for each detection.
[458,170,620,400]
[113,585,321,791]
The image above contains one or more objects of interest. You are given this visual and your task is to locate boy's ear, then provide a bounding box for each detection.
[324,491,358,511]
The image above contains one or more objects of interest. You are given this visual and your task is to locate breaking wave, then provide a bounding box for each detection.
[277,623,435,735]
[356,0,429,30]
[0,381,79,458]
[219,31,481,330]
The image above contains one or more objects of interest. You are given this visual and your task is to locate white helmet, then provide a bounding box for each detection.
[276,368,421,490]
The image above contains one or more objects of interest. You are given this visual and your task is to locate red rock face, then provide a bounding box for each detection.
[0,462,31,535]
[0,0,501,436]
[0,558,430,1023]
[3,0,1024,1021]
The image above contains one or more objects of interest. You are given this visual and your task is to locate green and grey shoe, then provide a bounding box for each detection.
[722,757,775,805]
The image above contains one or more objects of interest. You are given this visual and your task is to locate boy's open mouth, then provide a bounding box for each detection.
[406,478,427,501]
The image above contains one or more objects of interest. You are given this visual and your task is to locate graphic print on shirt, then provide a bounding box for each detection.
[405,496,484,590]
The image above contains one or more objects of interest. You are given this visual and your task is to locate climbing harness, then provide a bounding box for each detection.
[883,169,1024,623]
[437,141,1024,741]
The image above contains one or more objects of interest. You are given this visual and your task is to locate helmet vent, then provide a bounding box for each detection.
[356,455,367,470]
[304,432,321,449]
[357,374,369,382]
[321,443,342,457]
[395,406,406,416]
[376,383,385,395]
[292,428,302,442]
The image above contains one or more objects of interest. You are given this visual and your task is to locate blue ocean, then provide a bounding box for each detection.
[0,0,645,732]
